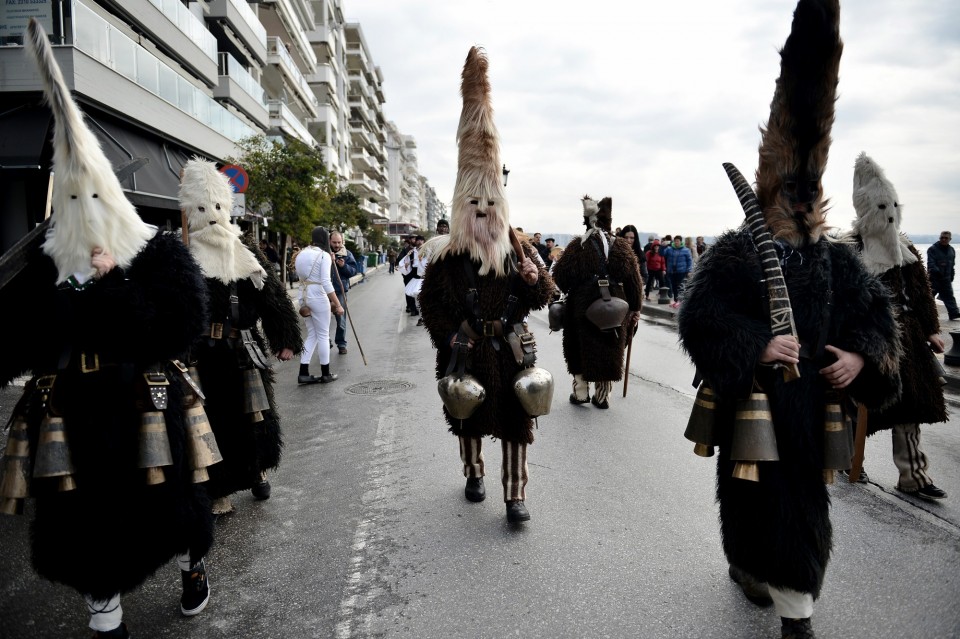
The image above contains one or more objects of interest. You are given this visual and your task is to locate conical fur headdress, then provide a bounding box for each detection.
[25,18,154,283]
[179,157,266,287]
[436,47,513,276]
[755,0,842,247]
[850,152,916,275]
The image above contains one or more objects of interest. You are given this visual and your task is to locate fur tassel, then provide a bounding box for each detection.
[755,0,842,248]
[25,19,154,283]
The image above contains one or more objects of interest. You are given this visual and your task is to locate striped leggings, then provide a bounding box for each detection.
[892,423,933,491]
[459,436,528,502]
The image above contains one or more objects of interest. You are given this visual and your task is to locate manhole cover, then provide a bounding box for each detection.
[344,380,415,396]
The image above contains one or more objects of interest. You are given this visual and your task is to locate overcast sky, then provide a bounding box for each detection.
[345,0,959,239]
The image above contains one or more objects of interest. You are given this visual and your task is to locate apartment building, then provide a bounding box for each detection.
[0,0,431,252]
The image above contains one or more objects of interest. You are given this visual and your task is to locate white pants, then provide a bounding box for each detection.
[301,295,332,366]
[769,586,814,619]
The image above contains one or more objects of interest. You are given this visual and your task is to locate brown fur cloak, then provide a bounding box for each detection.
[552,233,643,381]
[420,242,553,444]
[857,242,948,431]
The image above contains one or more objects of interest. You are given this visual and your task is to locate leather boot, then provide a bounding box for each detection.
[465,477,485,502]
[506,500,530,523]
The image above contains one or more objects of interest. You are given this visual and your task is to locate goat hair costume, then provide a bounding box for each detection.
[0,234,213,600]
[552,198,642,382]
[181,159,302,499]
[677,0,901,599]
[0,19,213,600]
[846,153,946,431]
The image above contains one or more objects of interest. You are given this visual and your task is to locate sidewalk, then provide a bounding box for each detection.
[638,290,960,402]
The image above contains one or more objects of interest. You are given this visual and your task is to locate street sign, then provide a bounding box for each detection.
[220,164,249,193]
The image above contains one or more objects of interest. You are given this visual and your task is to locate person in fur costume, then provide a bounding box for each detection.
[180,158,303,514]
[676,3,902,638]
[419,47,553,524]
[0,20,213,638]
[552,196,642,409]
[843,152,948,500]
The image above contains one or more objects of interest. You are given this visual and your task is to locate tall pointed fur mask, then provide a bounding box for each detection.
[755,0,842,248]
[179,158,266,287]
[25,18,155,283]
[434,46,512,276]
[850,152,916,275]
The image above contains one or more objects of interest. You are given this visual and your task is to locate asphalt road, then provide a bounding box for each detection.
[1,267,958,638]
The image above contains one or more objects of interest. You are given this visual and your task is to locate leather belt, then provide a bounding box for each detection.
[202,323,240,340]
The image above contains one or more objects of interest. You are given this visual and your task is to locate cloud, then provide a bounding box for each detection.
[346,0,960,237]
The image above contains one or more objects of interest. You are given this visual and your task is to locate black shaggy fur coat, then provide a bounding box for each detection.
[678,229,901,597]
[857,242,947,431]
[552,233,643,381]
[192,239,303,499]
[419,243,553,444]
[0,233,213,600]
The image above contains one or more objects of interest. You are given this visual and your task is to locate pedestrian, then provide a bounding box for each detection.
[845,152,948,499]
[180,159,302,514]
[927,230,959,320]
[544,237,558,270]
[397,235,418,314]
[0,22,216,637]
[684,236,700,264]
[399,235,426,321]
[436,218,450,236]
[644,240,664,300]
[677,3,902,638]
[553,197,642,409]
[295,227,343,384]
[419,46,553,524]
[695,235,709,256]
[330,231,358,355]
[665,234,693,307]
[387,246,398,274]
[618,224,648,285]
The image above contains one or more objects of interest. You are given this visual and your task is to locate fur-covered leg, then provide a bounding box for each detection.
[569,375,590,404]
[591,381,612,409]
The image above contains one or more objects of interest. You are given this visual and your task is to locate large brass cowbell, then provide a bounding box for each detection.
[184,405,223,483]
[822,393,852,484]
[0,416,32,515]
[138,412,174,485]
[242,368,270,423]
[730,392,779,482]
[33,415,77,492]
[684,384,717,457]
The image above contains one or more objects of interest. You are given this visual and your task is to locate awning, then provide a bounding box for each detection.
[0,100,199,211]
[0,105,51,169]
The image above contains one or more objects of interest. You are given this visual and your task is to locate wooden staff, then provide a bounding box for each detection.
[722,162,800,382]
[622,326,634,397]
[849,403,868,483]
[330,252,367,366]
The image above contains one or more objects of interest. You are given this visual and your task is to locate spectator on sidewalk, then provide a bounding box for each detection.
[927,230,959,321]
[330,231,357,355]
[644,240,664,300]
[665,234,693,307]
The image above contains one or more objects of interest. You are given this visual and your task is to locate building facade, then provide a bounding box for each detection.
[0,0,432,252]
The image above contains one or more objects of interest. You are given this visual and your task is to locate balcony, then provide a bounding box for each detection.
[350,147,375,171]
[268,100,317,146]
[267,37,319,118]
[305,63,342,113]
[215,53,269,129]
[348,123,375,151]
[207,0,268,65]
[67,2,255,156]
[262,0,317,69]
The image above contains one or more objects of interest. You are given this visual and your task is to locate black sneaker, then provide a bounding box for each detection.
[181,558,210,616]
[298,374,322,384]
[319,373,338,383]
[781,617,816,639]
[465,477,486,502]
[569,393,590,405]
[898,483,947,501]
[92,623,129,639]
[840,468,869,484]
[251,479,271,500]
[505,500,530,523]
[591,396,609,409]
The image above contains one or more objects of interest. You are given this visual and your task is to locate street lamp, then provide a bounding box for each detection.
[502,164,510,187]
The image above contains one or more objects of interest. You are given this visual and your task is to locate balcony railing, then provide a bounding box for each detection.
[226,0,267,47]
[267,37,319,115]
[146,0,217,63]
[219,53,267,107]
[268,99,316,146]
[73,2,255,142]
